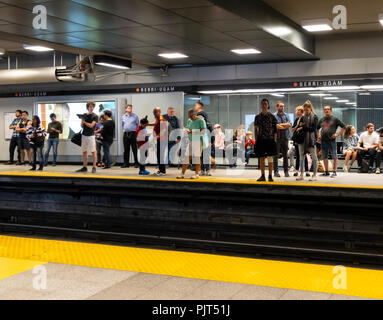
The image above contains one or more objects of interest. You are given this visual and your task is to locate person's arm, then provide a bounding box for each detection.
[253,125,258,143]
[9,120,17,130]
[56,123,63,134]
[379,140,383,151]
[21,121,31,133]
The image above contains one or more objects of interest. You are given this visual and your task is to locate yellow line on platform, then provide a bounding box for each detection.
[0,170,382,190]
[0,257,46,280]
[0,235,382,299]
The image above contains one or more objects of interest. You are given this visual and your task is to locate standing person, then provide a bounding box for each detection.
[76,101,98,173]
[44,113,62,167]
[296,101,319,181]
[95,115,105,167]
[6,109,22,165]
[273,101,292,178]
[163,107,180,166]
[317,105,346,178]
[26,115,47,171]
[195,101,212,176]
[16,111,32,165]
[342,125,359,172]
[136,116,151,175]
[245,131,255,165]
[121,104,139,168]
[177,109,206,179]
[356,123,379,173]
[254,98,278,182]
[375,127,383,174]
[101,110,115,170]
[291,106,309,177]
[152,107,169,176]
[212,124,225,165]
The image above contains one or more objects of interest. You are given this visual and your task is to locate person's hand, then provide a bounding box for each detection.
[297,127,302,131]
[364,147,368,151]
[37,133,42,137]
[331,134,337,139]
[318,135,321,142]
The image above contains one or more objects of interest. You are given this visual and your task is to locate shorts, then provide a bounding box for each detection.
[255,139,277,158]
[321,140,337,159]
[81,135,96,153]
[19,137,30,150]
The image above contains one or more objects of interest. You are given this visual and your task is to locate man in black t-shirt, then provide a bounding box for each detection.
[101,110,115,169]
[76,101,98,173]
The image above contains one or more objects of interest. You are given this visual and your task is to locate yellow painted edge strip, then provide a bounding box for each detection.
[0,235,382,299]
[0,170,382,190]
[0,257,46,280]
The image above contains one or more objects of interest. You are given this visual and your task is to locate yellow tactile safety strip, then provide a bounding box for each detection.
[0,257,46,280]
[0,235,382,299]
[0,170,382,190]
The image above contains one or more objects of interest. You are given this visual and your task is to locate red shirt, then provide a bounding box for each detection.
[153,116,167,141]
[245,138,255,148]
[135,125,148,148]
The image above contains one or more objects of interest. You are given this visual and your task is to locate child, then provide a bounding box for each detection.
[136,116,150,175]
[26,115,47,171]
[245,131,255,165]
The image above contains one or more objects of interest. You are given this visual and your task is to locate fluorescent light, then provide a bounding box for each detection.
[309,93,331,97]
[346,102,356,105]
[359,92,371,95]
[158,53,188,59]
[324,97,339,100]
[336,100,349,103]
[95,62,130,70]
[302,19,333,32]
[379,14,383,26]
[267,27,292,37]
[23,45,54,52]
[271,93,285,97]
[0,48,5,55]
[361,85,383,90]
[319,86,360,91]
[231,48,261,55]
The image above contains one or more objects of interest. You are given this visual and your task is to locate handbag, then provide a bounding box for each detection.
[71,131,82,146]
[292,118,305,144]
[32,135,45,148]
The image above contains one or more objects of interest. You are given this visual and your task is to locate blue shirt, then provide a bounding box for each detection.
[273,112,291,139]
[10,118,21,138]
[122,113,139,132]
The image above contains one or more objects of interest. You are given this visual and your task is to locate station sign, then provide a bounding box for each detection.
[293,80,344,88]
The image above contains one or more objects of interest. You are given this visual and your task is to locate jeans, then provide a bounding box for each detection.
[44,138,59,164]
[376,150,382,169]
[245,149,254,164]
[123,131,138,165]
[32,144,44,169]
[9,136,21,163]
[298,144,318,174]
[295,145,308,171]
[321,140,337,160]
[357,149,377,168]
[273,138,289,173]
[168,141,176,165]
[156,140,166,173]
[102,141,112,168]
[201,147,211,171]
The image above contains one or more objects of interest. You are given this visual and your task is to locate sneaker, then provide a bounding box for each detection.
[190,174,199,179]
[296,175,304,181]
[121,164,130,168]
[102,166,111,169]
[205,171,212,176]
[29,167,36,171]
[343,165,348,173]
[331,172,337,178]
[284,171,290,178]
[97,162,102,167]
[38,167,43,171]
[52,163,57,167]
[140,170,150,176]
[200,171,206,176]
[320,172,330,177]
[274,171,281,178]
[289,166,295,172]
[176,174,185,179]
[76,167,88,172]
[268,175,274,182]
[153,171,165,176]
[92,167,96,173]
[368,167,374,174]
[306,172,311,177]
[347,164,352,172]
[376,168,381,174]
[358,168,362,173]
[309,176,317,181]
[257,175,266,182]
[15,161,22,165]
[293,172,299,177]
[5,161,13,165]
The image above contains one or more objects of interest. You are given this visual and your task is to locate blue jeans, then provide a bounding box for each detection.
[44,138,59,164]
[245,150,254,164]
[32,144,44,169]
[102,141,112,168]
[321,140,337,160]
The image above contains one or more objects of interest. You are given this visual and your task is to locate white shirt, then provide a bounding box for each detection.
[359,131,379,148]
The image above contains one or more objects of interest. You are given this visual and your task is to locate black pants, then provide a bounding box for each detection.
[273,138,289,173]
[357,149,377,168]
[123,131,138,165]
[377,150,382,169]
[156,141,166,174]
[9,137,21,163]
[32,144,44,169]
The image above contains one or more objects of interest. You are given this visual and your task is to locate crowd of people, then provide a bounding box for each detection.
[5,99,383,181]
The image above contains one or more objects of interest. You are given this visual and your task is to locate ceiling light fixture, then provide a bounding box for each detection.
[379,14,383,26]
[309,93,331,97]
[302,19,333,32]
[95,62,130,70]
[231,48,261,55]
[23,45,54,52]
[158,53,188,59]
[323,97,339,100]
[336,100,349,103]
[0,48,5,55]
[93,55,131,70]
[361,85,383,90]
[319,86,360,91]
[266,27,292,37]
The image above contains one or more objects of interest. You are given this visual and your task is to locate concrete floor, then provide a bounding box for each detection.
[0,262,373,300]
[1,162,382,187]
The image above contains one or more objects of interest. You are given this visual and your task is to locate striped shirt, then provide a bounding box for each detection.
[26,125,47,143]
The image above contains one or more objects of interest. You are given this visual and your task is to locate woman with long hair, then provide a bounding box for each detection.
[342,125,359,172]
[26,115,47,171]
[296,100,319,181]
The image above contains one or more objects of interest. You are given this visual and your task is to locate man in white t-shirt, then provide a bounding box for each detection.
[356,123,379,173]
[376,127,383,174]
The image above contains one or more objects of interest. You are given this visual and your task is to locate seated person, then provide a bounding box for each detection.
[356,123,379,173]
[376,127,383,174]
[244,131,255,165]
[342,125,359,172]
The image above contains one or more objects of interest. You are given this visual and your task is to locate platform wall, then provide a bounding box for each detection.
[0,92,184,162]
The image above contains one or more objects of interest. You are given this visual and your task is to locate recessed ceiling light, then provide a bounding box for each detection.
[336,100,349,103]
[231,48,261,55]
[346,102,356,105]
[267,27,292,37]
[95,62,130,70]
[158,53,188,59]
[0,48,5,55]
[323,97,339,100]
[23,45,54,52]
[302,19,333,32]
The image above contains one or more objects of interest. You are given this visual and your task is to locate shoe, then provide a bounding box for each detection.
[76,167,88,172]
[139,170,150,176]
[274,171,281,178]
[294,172,299,177]
[29,162,33,166]
[200,171,206,176]
[5,161,13,165]
[368,167,373,174]
[257,175,266,182]
[343,165,348,173]
[268,175,274,182]
[205,171,212,176]
[97,162,102,167]
[309,176,317,181]
[358,168,362,173]
[92,167,96,173]
[320,172,330,177]
[134,164,139,168]
[52,163,56,167]
[102,166,111,169]
[289,166,295,172]
[331,172,337,178]
[152,171,165,176]
[284,171,290,178]
[305,172,311,177]
[30,167,36,171]
[15,161,22,165]
[121,164,130,168]
[296,175,304,181]
[38,167,43,171]
[190,174,199,179]
[176,174,185,179]
[376,168,381,174]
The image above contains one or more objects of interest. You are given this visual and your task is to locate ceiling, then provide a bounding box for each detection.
[0,0,317,66]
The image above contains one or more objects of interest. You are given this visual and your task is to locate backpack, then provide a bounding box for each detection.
[361,159,370,173]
